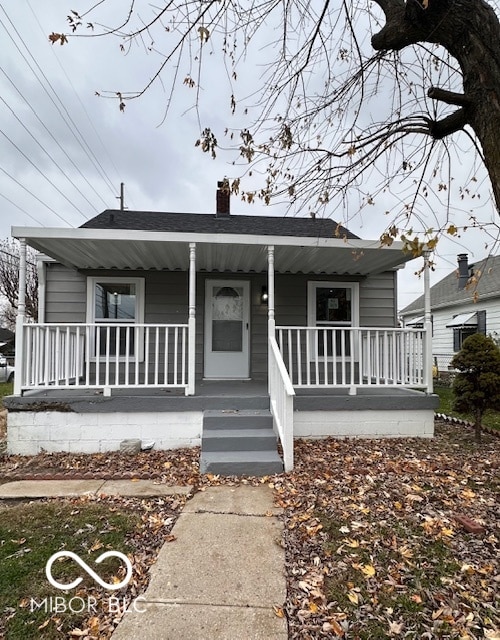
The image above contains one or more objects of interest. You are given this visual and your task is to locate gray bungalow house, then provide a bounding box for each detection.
[400,253,500,375]
[6,186,437,473]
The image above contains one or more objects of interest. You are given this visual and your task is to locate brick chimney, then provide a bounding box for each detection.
[457,254,469,290]
[216,180,230,217]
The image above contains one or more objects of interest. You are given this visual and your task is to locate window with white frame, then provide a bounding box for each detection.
[307,281,359,357]
[87,277,145,359]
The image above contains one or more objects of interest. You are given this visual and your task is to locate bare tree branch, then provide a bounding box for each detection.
[427,87,473,107]
[0,239,38,323]
[56,0,500,234]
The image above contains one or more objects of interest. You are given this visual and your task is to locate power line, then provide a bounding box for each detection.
[0,66,109,209]
[0,247,37,268]
[0,191,45,226]
[25,0,137,210]
[0,128,88,219]
[0,166,74,226]
[0,96,97,216]
[0,5,117,199]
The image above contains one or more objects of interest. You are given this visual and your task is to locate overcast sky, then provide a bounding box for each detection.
[1,1,498,312]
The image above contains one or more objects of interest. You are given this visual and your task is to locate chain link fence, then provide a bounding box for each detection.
[433,353,456,384]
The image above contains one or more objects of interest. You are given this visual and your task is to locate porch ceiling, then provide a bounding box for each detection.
[12,227,414,275]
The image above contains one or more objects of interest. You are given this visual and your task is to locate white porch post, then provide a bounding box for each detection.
[423,250,433,394]
[13,238,27,396]
[186,242,196,395]
[267,245,275,392]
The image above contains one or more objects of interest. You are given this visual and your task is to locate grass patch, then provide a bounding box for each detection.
[434,383,500,430]
[0,499,141,639]
[0,381,13,405]
[320,514,461,639]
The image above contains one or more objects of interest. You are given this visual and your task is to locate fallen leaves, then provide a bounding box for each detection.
[1,446,202,486]
[277,420,499,639]
[1,419,498,639]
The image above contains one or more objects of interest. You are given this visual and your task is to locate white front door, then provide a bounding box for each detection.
[204,279,250,378]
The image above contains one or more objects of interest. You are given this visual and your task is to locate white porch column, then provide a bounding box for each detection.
[186,242,196,395]
[423,250,433,394]
[267,245,275,338]
[267,245,275,392]
[13,238,27,396]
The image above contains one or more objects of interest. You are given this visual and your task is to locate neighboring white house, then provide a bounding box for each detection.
[400,253,500,373]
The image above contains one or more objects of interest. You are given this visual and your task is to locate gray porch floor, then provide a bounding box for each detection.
[3,380,438,413]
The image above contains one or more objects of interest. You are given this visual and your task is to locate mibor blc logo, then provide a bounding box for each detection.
[45,550,133,591]
[30,550,144,614]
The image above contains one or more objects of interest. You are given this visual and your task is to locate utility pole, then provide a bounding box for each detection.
[116,182,126,211]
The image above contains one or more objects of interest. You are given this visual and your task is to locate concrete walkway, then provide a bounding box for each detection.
[0,481,288,639]
[112,485,287,640]
[0,478,192,499]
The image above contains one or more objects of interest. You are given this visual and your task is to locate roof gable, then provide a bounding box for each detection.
[400,254,500,314]
[80,210,359,240]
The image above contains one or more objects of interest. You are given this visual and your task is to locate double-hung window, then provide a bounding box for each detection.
[87,277,145,359]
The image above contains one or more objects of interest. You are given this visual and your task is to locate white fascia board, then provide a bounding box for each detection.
[12,226,407,253]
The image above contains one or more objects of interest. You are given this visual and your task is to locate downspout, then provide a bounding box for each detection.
[267,245,275,392]
[13,238,27,396]
[186,242,196,396]
[423,250,433,394]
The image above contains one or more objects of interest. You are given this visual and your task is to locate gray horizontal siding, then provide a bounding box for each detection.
[359,272,396,326]
[43,265,397,380]
[44,263,86,322]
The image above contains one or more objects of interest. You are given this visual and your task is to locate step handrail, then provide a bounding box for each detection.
[269,335,295,471]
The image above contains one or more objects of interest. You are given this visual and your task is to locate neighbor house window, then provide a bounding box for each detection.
[87,277,145,359]
[453,327,477,352]
[449,310,486,352]
[307,281,359,357]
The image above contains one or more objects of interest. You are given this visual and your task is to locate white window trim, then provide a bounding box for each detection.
[86,276,145,361]
[307,281,360,327]
[307,281,360,361]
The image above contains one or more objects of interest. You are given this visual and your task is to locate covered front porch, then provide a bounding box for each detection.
[9,224,436,470]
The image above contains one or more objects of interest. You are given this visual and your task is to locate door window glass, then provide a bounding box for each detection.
[212,286,243,352]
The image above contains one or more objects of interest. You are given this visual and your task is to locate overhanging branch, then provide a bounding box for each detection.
[427,108,468,139]
[428,87,473,107]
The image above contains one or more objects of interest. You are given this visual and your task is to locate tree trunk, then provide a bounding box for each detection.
[474,408,482,443]
[371,0,500,213]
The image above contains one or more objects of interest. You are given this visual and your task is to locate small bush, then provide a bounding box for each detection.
[451,333,500,442]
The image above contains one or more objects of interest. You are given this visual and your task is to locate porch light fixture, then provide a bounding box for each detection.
[260,286,268,304]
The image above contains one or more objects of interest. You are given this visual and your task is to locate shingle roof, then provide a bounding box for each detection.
[80,210,359,240]
[400,254,500,314]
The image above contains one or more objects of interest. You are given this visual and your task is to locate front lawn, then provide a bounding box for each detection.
[0,495,185,639]
[276,420,499,639]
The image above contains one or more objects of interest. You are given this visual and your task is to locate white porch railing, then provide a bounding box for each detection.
[20,323,190,392]
[276,326,429,390]
[268,335,295,472]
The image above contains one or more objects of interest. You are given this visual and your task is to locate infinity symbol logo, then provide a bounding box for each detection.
[45,551,133,591]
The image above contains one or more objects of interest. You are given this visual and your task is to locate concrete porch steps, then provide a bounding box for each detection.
[200,409,283,476]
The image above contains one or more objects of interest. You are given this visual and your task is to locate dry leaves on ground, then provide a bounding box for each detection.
[1,419,499,639]
[1,447,201,485]
[274,420,499,639]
